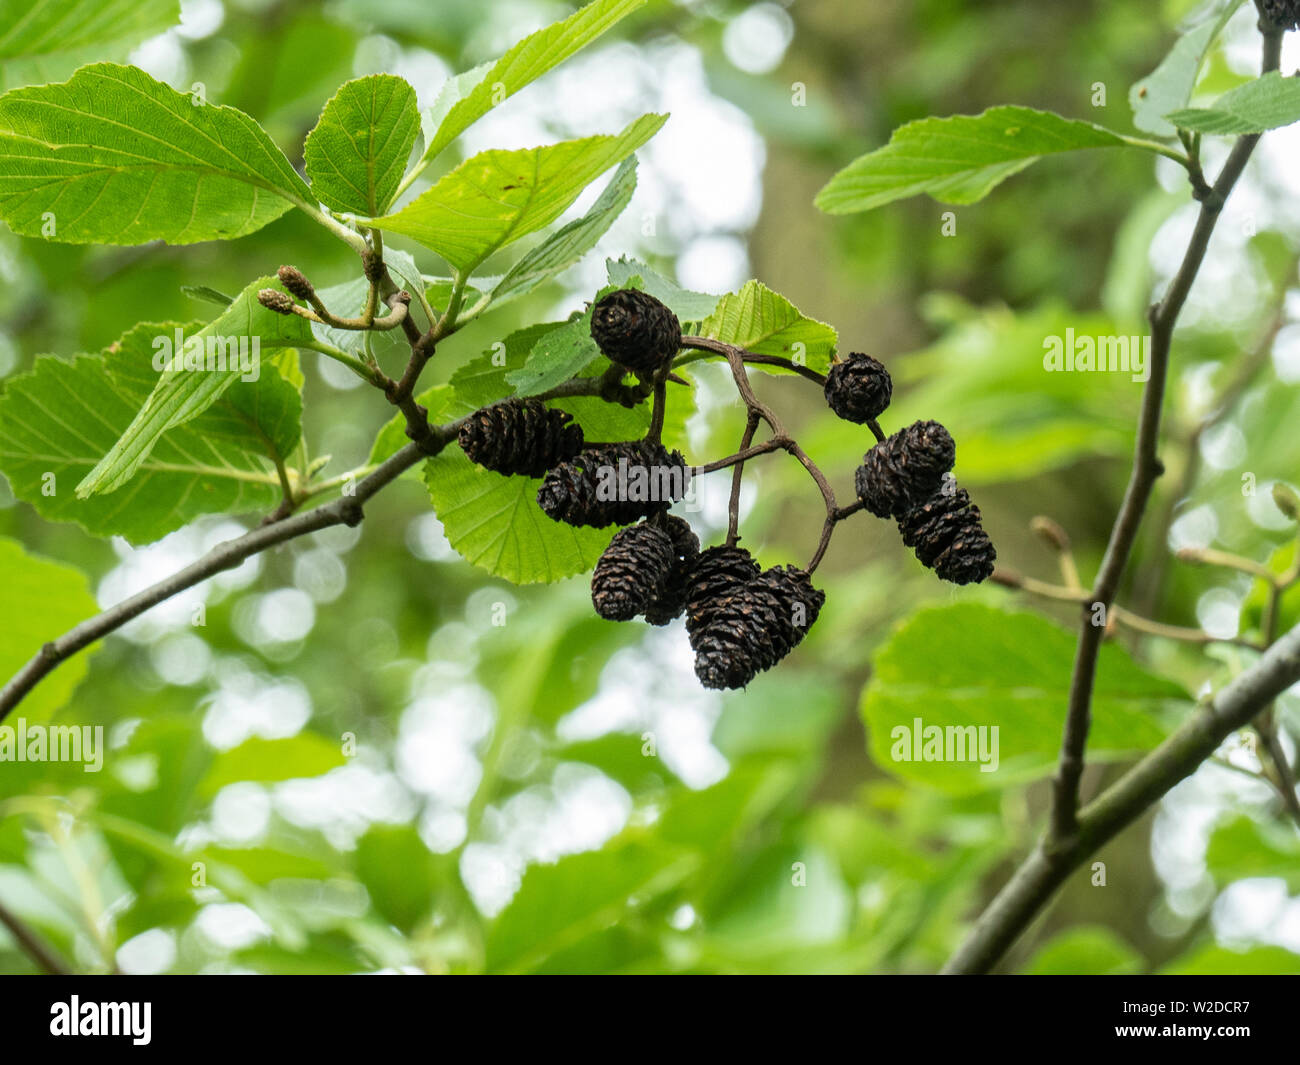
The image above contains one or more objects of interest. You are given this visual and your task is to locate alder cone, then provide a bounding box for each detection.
[855,419,956,519]
[591,523,677,622]
[898,478,996,585]
[692,566,825,690]
[1259,0,1300,30]
[824,352,892,424]
[458,399,584,478]
[684,544,760,644]
[643,516,701,626]
[537,440,689,529]
[590,289,682,377]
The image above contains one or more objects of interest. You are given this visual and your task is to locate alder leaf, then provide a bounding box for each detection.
[418,0,647,165]
[815,106,1130,214]
[423,448,615,585]
[1167,71,1300,135]
[1128,1,1243,137]
[860,603,1186,794]
[304,74,420,216]
[76,279,315,498]
[372,113,666,273]
[490,156,638,307]
[0,537,99,723]
[699,280,837,373]
[0,323,301,543]
[0,63,314,244]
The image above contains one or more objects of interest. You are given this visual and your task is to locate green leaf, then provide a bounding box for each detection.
[606,256,719,321]
[0,537,98,723]
[0,0,181,91]
[1128,2,1243,137]
[304,74,420,217]
[505,283,636,397]
[699,280,837,373]
[76,278,315,498]
[861,604,1184,794]
[450,323,565,408]
[0,323,301,543]
[372,113,666,273]
[489,156,638,307]
[203,845,337,886]
[1021,927,1143,975]
[199,734,346,798]
[555,733,675,793]
[815,106,1129,214]
[1206,815,1300,890]
[181,285,235,308]
[711,674,844,761]
[1160,944,1300,975]
[354,824,438,933]
[1167,71,1300,135]
[422,448,615,584]
[0,63,314,244]
[418,0,647,164]
[484,839,694,974]
[451,322,689,446]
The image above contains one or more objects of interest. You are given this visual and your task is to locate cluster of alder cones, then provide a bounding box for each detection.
[457,288,993,689]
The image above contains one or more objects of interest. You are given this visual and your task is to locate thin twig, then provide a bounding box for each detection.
[726,412,761,547]
[1049,25,1283,848]
[944,607,1300,974]
[0,896,71,975]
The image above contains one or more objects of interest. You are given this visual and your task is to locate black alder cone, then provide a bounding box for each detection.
[1259,0,1300,30]
[692,566,825,690]
[855,419,956,519]
[684,544,761,644]
[644,516,701,626]
[537,440,689,528]
[898,478,996,586]
[824,352,893,424]
[590,289,682,377]
[591,523,677,622]
[458,399,584,479]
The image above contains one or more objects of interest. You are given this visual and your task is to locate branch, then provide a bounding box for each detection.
[0,896,71,975]
[943,610,1300,974]
[1049,24,1284,846]
[0,368,624,724]
[676,336,828,387]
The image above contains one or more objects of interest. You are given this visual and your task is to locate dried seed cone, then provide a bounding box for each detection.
[692,566,825,690]
[684,545,761,644]
[1259,0,1300,30]
[590,289,682,377]
[898,479,996,586]
[458,399,584,478]
[537,440,689,528]
[644,517,701,626]
[855,419,956,519]
[592,523,677,622]
[824,353,893,424]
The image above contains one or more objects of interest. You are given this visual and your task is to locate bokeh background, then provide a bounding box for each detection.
[2,0,1299,974]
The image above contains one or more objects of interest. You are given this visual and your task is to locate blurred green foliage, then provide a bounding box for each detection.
[0,0,1298,976]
